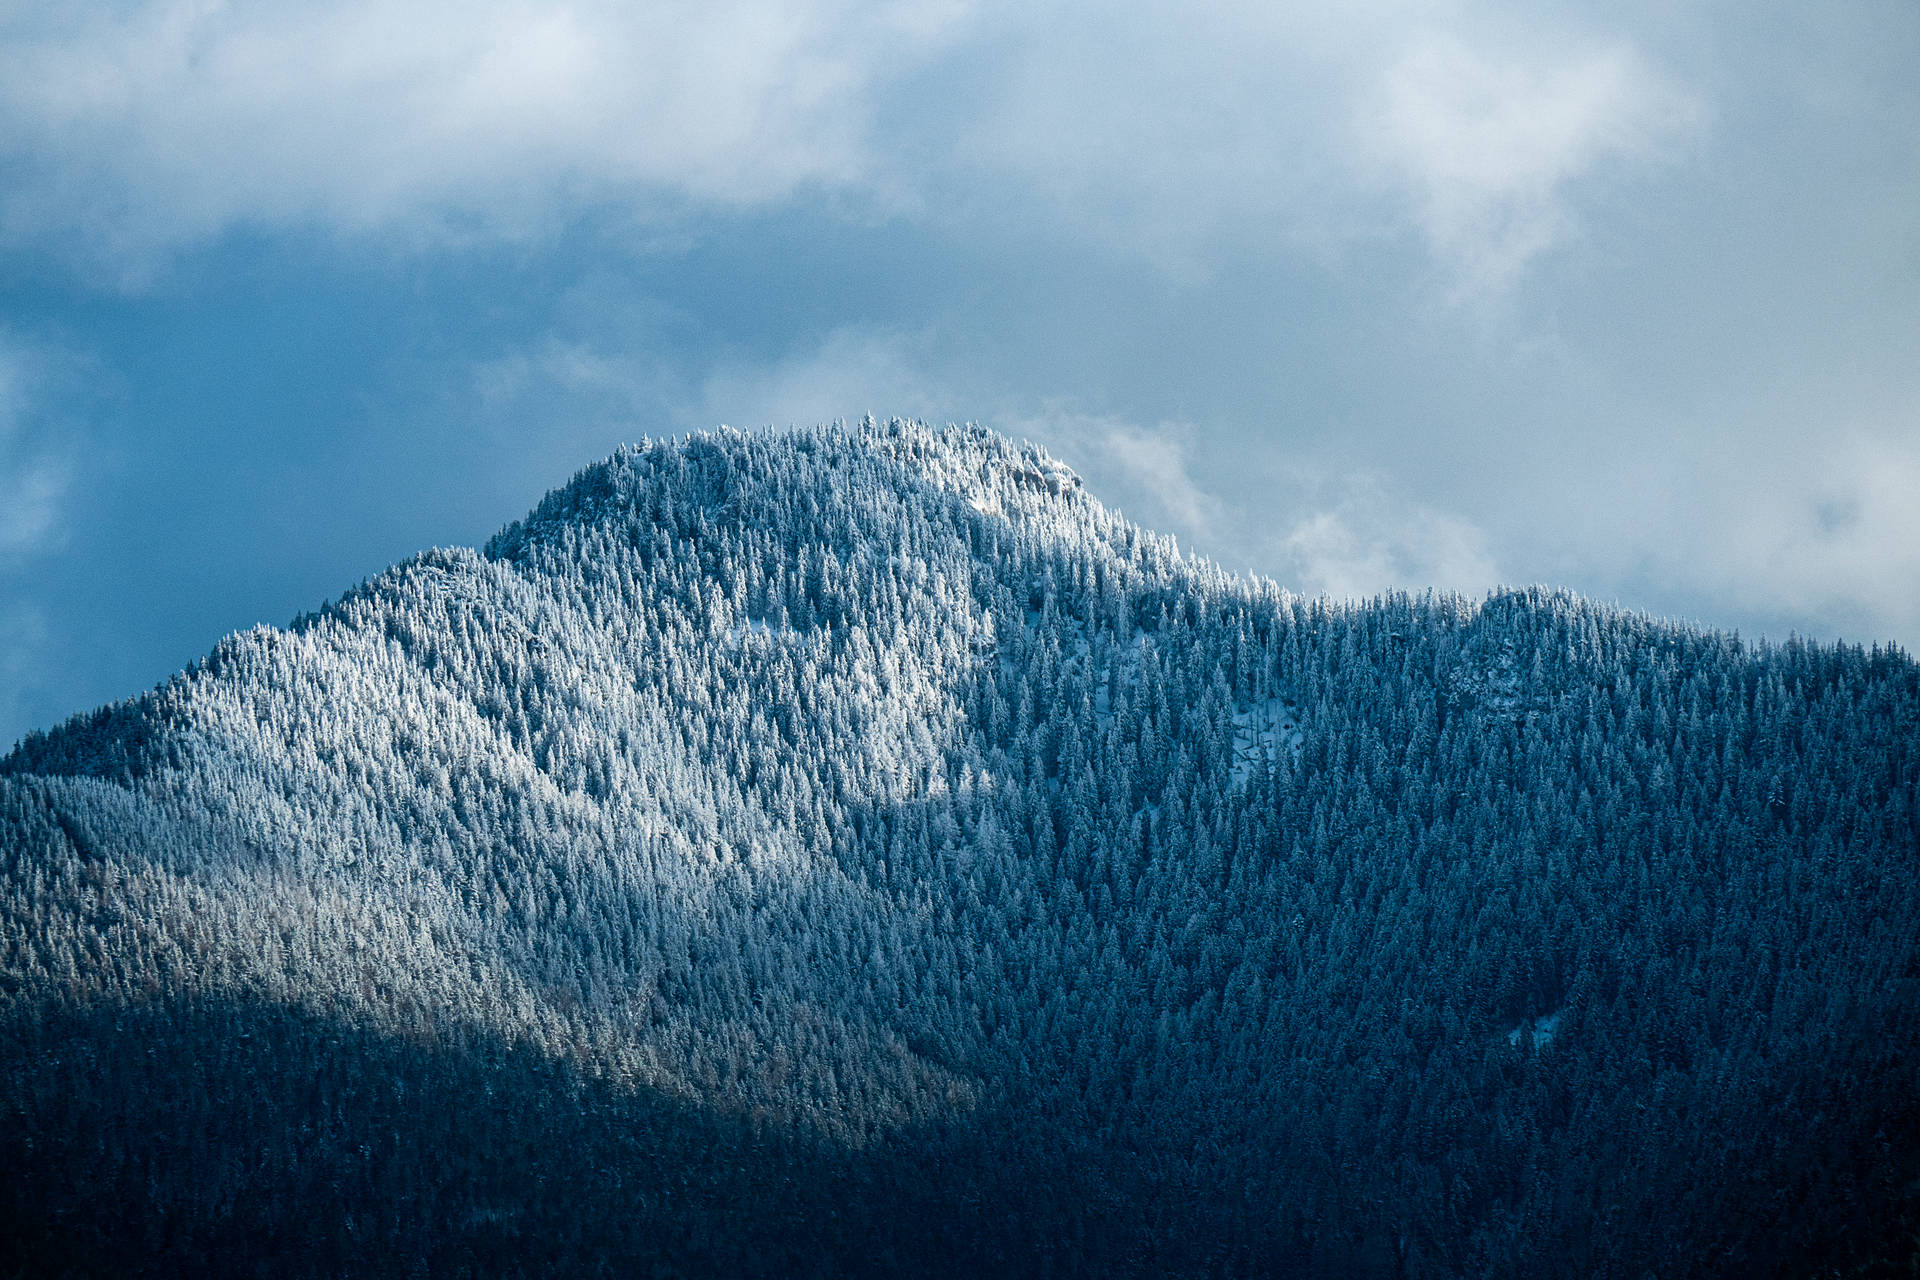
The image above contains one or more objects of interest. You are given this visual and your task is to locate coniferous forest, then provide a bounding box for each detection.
[3,419,1917,1277]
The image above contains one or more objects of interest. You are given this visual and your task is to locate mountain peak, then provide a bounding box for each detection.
[4,418,1917,1277]
[483,418,1098,562]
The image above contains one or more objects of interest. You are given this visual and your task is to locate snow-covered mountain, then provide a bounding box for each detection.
[4,419,1917,1277]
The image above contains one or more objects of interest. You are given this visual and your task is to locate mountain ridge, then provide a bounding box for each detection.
[4,418,1918,1277]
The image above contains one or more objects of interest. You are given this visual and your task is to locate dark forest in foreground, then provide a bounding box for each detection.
[4,420,1918,1277]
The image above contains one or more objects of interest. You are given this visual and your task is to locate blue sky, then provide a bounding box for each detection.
[2,0,1917,747]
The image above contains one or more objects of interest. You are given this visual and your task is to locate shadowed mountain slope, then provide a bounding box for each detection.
[4,419,1918,1277]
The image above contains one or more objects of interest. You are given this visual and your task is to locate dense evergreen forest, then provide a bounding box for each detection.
[3,419,1917,1277]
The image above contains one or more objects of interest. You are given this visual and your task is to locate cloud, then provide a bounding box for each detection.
[470,322,956,446]
[0,0,1702,293]
[1013,412,1222,538]
[936,4,1701,288]
[1004,409,1501,603]
[1627,426,1920,646]
[1273,472,1502,600]
[0,334,81,749]
[1357,34,1702,292]
[697,329,953,431]
[0,337,77,565]
[0,461,65,560]
[0,0,971,271]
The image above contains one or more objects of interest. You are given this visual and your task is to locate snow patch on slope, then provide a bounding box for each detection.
[1231,696,1302,783]
[1508,1010,1563,1050]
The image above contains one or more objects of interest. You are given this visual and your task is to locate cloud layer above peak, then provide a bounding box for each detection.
[0,0,1699,291]
[0,0,967,264]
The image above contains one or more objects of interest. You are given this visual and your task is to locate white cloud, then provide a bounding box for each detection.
[1006,411,1501,602]
[697,329,952,431]
[0,338,77,565]
[0,0,1701,292]
[0,461,65,560]
[938,4,1701,288]
[1358,34,1701,292]
[474,338,682,425]
[0,0,971,270]
[1626,426,1920,646]
[1014,412,1222,538]
[1274,472,1502,600]
[0,336,76,750]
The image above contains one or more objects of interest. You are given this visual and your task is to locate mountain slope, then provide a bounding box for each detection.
[4,419,1918,1277]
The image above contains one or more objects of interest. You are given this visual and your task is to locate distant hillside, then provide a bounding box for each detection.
[4,419,1917,1278]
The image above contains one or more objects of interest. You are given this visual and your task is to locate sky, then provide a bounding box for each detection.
[1,0,1917,748]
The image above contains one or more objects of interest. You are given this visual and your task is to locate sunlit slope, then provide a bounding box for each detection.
[4,419,1918,1278]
